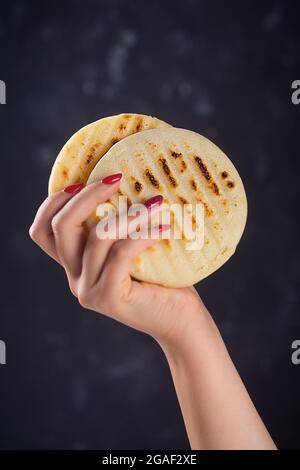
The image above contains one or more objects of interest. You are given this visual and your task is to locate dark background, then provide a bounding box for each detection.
[0,0,299,450]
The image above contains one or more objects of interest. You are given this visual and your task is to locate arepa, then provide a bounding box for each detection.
[87,127,247,287]
[48,113,171,194]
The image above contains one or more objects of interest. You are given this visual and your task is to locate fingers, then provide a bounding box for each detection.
[81,196,164,288]
[80,228,114,288]
[30,170,171,322]
[94,224,171,305]
[29,183,84,263]
[51,175,122,279]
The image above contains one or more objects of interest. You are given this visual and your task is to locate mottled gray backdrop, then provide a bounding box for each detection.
[0,0,299,450]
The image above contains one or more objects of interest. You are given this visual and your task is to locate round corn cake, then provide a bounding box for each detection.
[87,127,247,287]
[48,113,171,194]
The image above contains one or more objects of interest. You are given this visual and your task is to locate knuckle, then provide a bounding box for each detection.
[77,285,91,309]
[77,292,89,309]
[68,279,79,299]
[110,244,128,263]
[51,214,66,235]
[29,223,40,241]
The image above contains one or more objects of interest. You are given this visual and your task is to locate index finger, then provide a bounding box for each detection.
[29,183,85,262]
[51,173,122,278]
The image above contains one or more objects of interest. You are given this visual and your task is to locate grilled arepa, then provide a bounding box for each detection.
[87,127,247,287]
[48,113,171,194]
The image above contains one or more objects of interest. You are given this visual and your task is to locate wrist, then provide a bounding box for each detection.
[156,303,219,361]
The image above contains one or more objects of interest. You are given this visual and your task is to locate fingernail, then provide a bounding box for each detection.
[63,182,85,194]
[101,173,123,184]
[158,224,170,232]
[144,194,163,209]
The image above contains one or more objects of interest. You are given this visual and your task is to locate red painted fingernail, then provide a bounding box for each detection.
[144,195,163,209]
[158,224,170,232]
[101,173,123,184]
[63,182,85,194]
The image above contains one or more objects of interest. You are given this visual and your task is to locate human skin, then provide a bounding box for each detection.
[29,173,276,450]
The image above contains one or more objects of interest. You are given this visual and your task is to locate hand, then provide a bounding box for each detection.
[30,173,276,450]
[29,174,206,342]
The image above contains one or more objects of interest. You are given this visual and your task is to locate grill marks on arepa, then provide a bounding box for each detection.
[134,139,224,252]
[144,168,160,189]
[123,136,237,259]
[86,127,247,287]
[179,139,240,256]
[190,150,238,249]
[158,155,178,188]
[123,141,187,281]
[193,156,220,196]
[142,139,223,255]
[114,140,191,281]
[48,113,170,194]
[73,123,99,183]
[175,143,226,256]
[162,140,225,251]
[146,140,194,244]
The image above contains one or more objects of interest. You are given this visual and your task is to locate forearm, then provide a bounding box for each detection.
[158,306,276,450]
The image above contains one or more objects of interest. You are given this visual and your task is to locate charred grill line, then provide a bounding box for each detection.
[190,179,197,191]
[144,169,160,188]
[194,156,220,196]
[170,151,183,159]
[135,181,143,192]
[158,156,178,187]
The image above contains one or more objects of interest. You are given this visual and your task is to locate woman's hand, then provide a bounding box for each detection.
[30,172,276,449]
[29,173,205,342]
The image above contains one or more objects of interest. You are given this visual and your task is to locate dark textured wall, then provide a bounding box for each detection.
[0,0,299,450]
